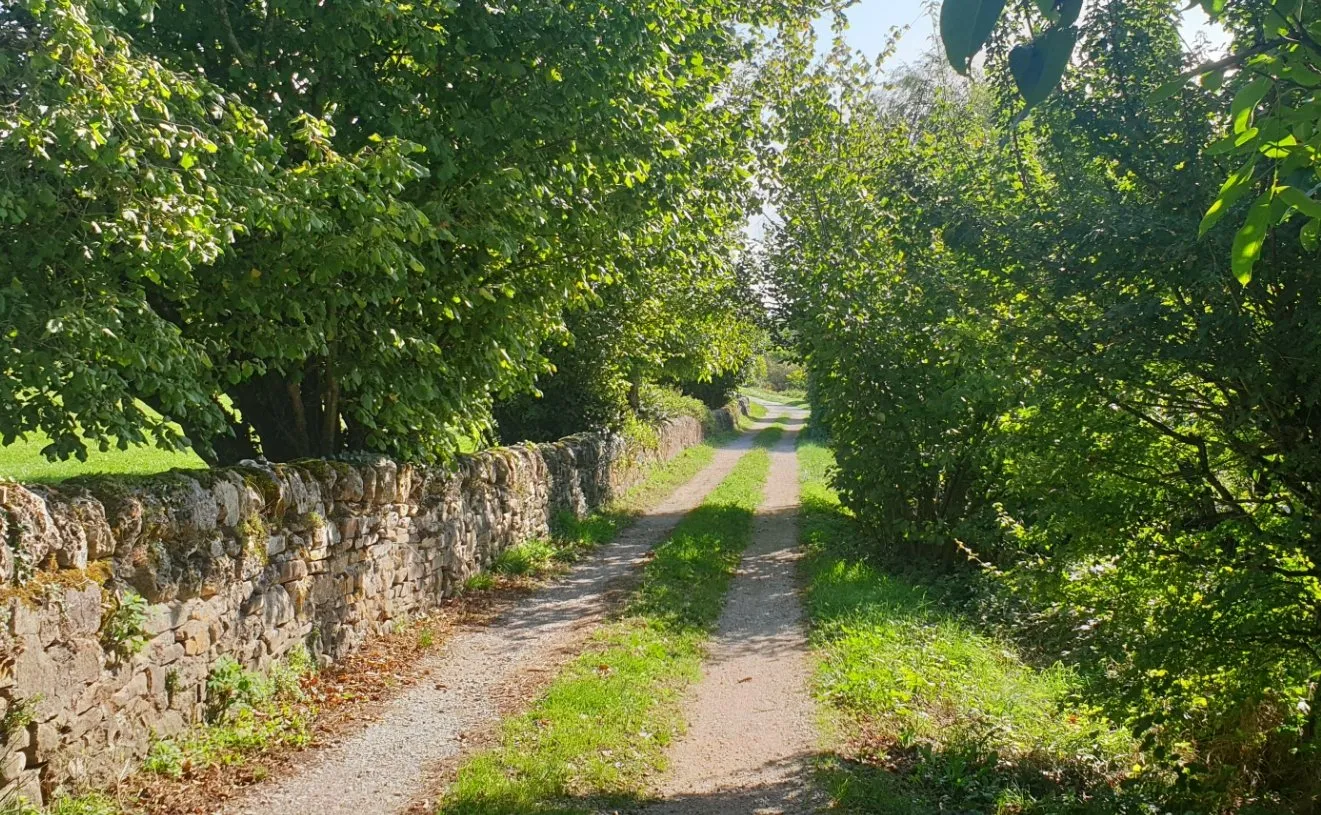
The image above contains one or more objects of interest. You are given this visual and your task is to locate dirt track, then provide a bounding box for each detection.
[644,401,823,815]
[219,413,782,815]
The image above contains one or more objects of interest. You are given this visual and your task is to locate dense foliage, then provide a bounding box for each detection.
[940,0,1321,285]
[2,0,786,466]
[765,2,1321,810]
[750,351,806,393]
[493,194,759,443]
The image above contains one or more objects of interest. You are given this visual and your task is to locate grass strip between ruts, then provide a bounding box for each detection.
[439,426,785,815]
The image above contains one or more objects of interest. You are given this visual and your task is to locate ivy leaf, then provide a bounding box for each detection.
[940,0,1007,75]
[1009,26,1077,109]
[1231,191,1273,285]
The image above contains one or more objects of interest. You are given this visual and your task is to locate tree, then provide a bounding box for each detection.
[761,3,1321,805]
[938,0,1321,284]
[3,0,807,465]
[1,0,282,462]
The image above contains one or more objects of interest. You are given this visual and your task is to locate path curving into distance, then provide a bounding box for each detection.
[642,398,824,815]
[219,409,787,815]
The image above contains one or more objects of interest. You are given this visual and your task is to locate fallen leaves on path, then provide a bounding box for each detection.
[100,574,553,815]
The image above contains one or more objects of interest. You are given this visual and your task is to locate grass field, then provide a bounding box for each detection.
[0,431,206,484]
[741,386,809,409]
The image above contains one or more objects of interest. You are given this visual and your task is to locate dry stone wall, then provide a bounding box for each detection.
[0,410,735,804]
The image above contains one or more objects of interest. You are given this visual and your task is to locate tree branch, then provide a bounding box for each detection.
[214,0,254,70]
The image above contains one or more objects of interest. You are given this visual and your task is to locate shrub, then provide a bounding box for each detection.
[101,589,149,661]
[205,657,267,722]
[755,354,805,392]
[635,384,708,424]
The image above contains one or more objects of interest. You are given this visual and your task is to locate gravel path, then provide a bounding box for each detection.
[220,420,775,815]
[644,404,823,815]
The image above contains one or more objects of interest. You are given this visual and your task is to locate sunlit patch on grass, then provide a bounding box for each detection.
[797,440,1144,815]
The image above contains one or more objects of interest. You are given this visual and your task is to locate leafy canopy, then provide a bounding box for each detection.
[2,0,809,465]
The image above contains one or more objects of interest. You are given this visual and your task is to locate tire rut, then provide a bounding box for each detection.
[642,403,823,815]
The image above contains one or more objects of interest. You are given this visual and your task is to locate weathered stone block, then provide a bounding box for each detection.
[68,640,102,686]
[109,671,147,709]
[0,747,25,782]
[262,585,295,628]
[175,620,210,656]
[64,585,102,637]
[275,560,307,584]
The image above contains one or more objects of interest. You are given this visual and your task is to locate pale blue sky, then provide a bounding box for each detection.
[821,0,941,69]
[816,0,1230,72]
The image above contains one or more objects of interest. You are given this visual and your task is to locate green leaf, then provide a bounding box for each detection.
[1148,77,1187,104]
[1301,218,1320,251]
[1230,76,1271,134]
[1231,191,1273,284]
[940,0,1007,75]
[1008,26,1077,109]
[1199,155,1257,237]
[1276,185,1321,218]
[1200,69,1225,91]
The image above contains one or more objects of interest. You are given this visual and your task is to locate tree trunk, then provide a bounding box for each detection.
[209,359,344,464]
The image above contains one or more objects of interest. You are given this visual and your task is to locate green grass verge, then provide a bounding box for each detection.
[741,386,808,409]
[746,401,768,420]
[797,439,1143,815]
[0,431,206,484]
[439,427,784,814]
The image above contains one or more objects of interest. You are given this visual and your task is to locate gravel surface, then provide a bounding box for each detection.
[220,423,772,815]
[644,404,824,815]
